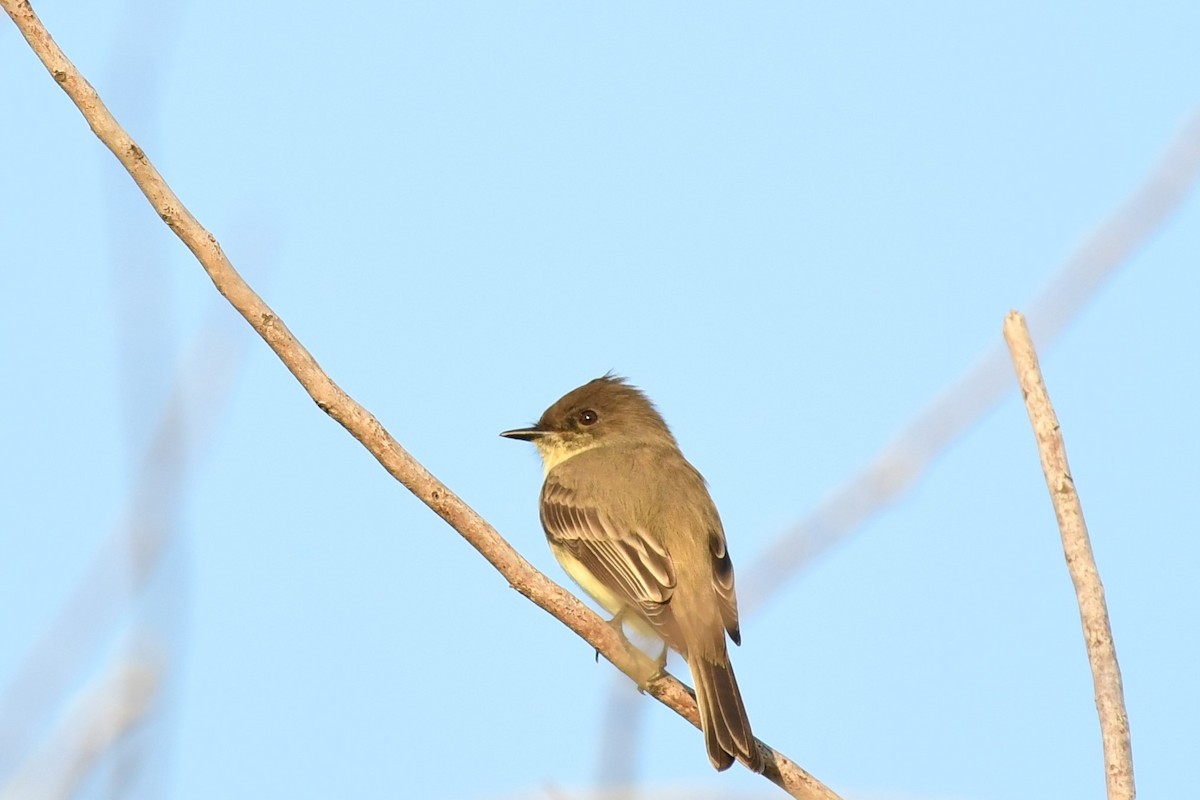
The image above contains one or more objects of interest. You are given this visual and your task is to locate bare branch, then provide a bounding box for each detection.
[1002,311,1135,800]
[741,107,1200,616]
[1,2,838,796]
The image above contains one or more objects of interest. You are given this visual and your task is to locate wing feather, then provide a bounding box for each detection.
[709,530,742,645]
[541,478,677,613]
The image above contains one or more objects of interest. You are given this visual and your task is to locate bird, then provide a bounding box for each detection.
[501,374,764,772]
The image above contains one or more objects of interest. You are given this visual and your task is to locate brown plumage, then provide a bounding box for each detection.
[502,375,763,773]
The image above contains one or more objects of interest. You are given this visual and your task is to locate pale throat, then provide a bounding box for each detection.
[533,436,601,475]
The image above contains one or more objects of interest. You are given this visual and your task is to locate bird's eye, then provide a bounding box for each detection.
[578,409,599,426]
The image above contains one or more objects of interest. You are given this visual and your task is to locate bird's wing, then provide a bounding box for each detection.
[708,528,742,645]
[540,477,677,615]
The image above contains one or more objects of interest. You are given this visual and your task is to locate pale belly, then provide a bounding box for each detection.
[549,540,658,640]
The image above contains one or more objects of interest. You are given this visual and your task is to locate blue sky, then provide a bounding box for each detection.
[2,2,1198,799]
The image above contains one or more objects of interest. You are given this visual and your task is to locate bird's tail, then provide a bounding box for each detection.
[692,651,764,773]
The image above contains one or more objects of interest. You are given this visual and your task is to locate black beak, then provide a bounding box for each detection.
[500,426,548,441]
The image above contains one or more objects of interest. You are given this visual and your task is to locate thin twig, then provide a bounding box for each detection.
[1003,311,1135,800]
[1,2,837,796]
[741,108,1200,616]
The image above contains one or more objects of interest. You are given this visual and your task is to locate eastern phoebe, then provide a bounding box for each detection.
[501,374,763,773]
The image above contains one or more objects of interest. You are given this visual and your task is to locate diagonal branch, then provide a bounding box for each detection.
[1003,311,1134,800]
[1,2,838,797]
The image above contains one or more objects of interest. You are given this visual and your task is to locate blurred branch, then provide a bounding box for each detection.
[741,107,1200,616]
[0,656,163,800]
[596,676,644,791]
[1002,311,1134,800]
[1,3,837,796]
[0,302,242,782]
[105,0,186,464]
[1,0,252,782]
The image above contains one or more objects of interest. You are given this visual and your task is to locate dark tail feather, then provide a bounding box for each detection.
[693,654,764,773]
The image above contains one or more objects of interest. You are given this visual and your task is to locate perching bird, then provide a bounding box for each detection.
[502,374,763,773]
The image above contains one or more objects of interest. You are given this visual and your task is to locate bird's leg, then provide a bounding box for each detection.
[633,642,669,693]
[653,642,668,674]
[595,608,632,662]
[593,612,665,695]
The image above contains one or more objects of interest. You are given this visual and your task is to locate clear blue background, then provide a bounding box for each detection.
[2,2,1197,798]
